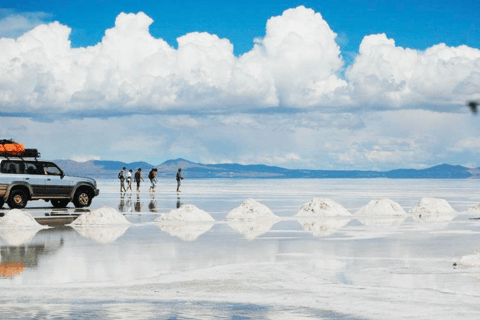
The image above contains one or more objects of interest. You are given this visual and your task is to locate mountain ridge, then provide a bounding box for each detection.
[51,159,480,179]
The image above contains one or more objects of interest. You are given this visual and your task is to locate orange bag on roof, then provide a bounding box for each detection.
[0,143,25,155]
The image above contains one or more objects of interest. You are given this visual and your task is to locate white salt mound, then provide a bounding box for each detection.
[296,198,351,217]
[0,229,40,246]
[408,197,456,215]
[355,199,406,216]
[155,205,215,222]
[70,206,131,226]
[225,199,278,221]
[454,251,480,268]
[0,209,45,228]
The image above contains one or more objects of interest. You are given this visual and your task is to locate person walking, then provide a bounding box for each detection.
[118,167,127,192]
[176,168,184,192]
[134,168,144,191]
[126,169,133,191]
[148,168,158,192]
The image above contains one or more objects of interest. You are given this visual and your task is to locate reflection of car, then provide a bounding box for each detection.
[0,159,99,209]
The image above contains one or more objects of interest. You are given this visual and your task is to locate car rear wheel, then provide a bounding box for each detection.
[73,189,92,208]
[7,190,28,209]
[0,198,4,208]
[51,199,70,208]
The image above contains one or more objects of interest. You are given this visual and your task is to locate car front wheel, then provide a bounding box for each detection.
[73,189,92,208]
[51,199,70,208]
[8,190,28,209]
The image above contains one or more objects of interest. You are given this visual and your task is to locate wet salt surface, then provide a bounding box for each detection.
[1,179,480,319]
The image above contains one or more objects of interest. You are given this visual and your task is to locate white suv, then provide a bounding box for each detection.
[0,158,99,209]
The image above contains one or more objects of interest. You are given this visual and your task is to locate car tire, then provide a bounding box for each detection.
[7,189,28,209]
[73,189,92,208]
[51,199,70,208]
[0,198,4,208]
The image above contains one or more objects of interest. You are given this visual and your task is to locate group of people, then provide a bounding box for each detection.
[118,167,184,192]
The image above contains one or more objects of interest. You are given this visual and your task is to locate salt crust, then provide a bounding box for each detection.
[225,199,278,221]
[155,204,215,222]
[455,251,480,268]
[296,198,351,217]
[73,226,130,244]
[0,209,45,229]
[298,218,350,236]
[355,198,407,216]
[70,206,131,226]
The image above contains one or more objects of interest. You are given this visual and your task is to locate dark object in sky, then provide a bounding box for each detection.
[468,101,479,114]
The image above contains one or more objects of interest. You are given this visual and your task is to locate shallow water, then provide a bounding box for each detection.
[1,179,480,319]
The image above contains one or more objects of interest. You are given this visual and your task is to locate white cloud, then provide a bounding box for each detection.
[346,33,480,108]
[71,155,102,162]
[0,10,51,39]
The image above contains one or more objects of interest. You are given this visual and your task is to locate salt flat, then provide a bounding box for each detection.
[1,179,480,319]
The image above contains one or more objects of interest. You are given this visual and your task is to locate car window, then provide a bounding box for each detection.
[43,163,62,175]
[0,161,24,174]
[24,162,43,175]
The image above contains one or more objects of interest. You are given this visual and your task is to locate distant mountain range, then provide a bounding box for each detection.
[51,158,480,179]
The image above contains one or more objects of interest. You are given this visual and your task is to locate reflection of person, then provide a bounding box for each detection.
[148,192,157,212]
[118,193,125,212]
[126,169,133,191]
[135,193,141,212]
[119,167,127,192]
[176,196,182,209]
[176,168,184,192]
[134,168,144,191]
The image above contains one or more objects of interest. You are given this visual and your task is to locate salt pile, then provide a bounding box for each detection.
[73,226,130,244]
[0,209,46,229]
[355,199,406,216]
[409,197,457,222]
[467,204,480,212]
[454,251,480,268]
[225,199,278,221]
[155,205,215,222]
[298,218,350,236]
[228,220,277,240]
[70,206,131,226]
[156,223,214,241]
[296,198,351,217]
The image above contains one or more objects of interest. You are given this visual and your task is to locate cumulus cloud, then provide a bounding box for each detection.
[0,10,52,39]
[347,34,480,108]
[0,7,479,117]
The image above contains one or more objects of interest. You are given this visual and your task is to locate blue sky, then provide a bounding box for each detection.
[0,1,480,169]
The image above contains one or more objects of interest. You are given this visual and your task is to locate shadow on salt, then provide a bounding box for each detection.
[68,206,131,244]
[154,204,215,241]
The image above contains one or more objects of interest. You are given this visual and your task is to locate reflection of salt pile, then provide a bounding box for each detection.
[228,220,277,240]
[155,205,215,222]
[355,199,406,227]
[0,229,40,246]
[70,206,131,226]
[296,198,351,217]
[156,223,214,241]
[409,197,457,222]
[0,209,45,228]
[73,226,130,244]
[454,251,480,268]
[467,204,480,212]
[298,218,350,236]
[226,199,278,220]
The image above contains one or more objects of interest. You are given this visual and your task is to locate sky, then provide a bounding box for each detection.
[0,0,479,170]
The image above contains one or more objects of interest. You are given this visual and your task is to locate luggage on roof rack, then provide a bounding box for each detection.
[0,141,25,156]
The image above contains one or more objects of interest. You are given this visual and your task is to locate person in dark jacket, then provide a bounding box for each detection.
[176,168,184,192]
[134,168,144,191]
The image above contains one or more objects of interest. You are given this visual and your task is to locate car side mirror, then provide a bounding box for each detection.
[60,172,65,179]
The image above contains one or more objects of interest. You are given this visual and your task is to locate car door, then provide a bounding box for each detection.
[42,162,72,197]
[23,161,49,197]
